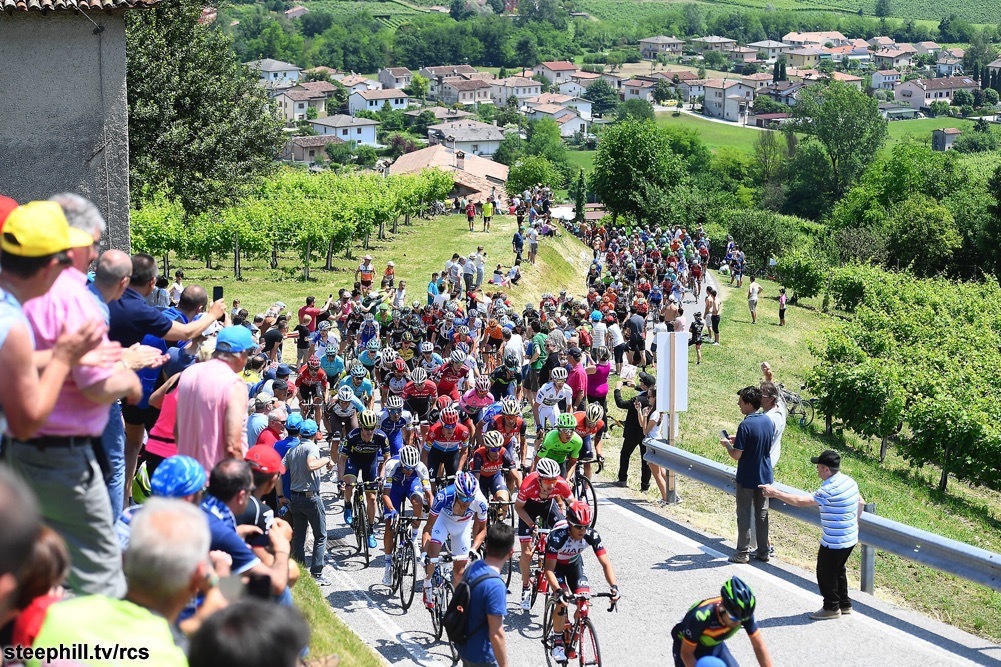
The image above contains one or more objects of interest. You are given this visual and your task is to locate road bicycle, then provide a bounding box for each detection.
[350,480,382,567]
[425,550,459,662]
[478,495,516,591]
[542,591,618,666]
[526,522,554,610]
[779,382,816,427]
[571,457,602,528]
[387,510,421,611]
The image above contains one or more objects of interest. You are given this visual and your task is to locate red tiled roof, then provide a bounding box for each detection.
[539,61,577,71]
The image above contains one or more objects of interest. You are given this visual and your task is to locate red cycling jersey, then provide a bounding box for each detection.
[435,361,468,397]
[424,422,470,453]
[295,367,328,391]
[573,412,605,439]
[490,415,526,443]
[518,471,572,503]
[404,379,438,399]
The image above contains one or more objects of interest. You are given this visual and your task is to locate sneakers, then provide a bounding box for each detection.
[520,588,532,611]
[344,508,353,526]
[751,552,770,563]
[368,533,378,549]
[809,608,842,620]
[728,553,750,564]
[551,644,566,662]
[840,607,853,615]
[312,573,332,587]
[382,564,393,586]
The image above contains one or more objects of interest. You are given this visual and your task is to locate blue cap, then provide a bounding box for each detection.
[299,419,319,437]
[150,456,207,498]
[216,326,255,353]
[276,364,292,377]
[286,413,304,432]
[590,311,601,322]
[262,368,277,381]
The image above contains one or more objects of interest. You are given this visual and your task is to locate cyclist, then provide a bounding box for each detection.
[545,500,620,662]
[422,406,471,481]
[340,363,375,410]
[398,331,417,366]
[358,312,381,350]
[326,385,365,448]
[471,430,520,515]
[381,445,433,586]
[403,367,438,432]
[459,375,495,446]
[535,412,583,481]
[487,397,529,470]
[378,394,413,457]
[422,471,488,609]
[489,353,521,400]
[308,320,338,360]
[358,339,381,378]
[416,341,444,376]
[295,355,328,421]
[515,457,572,612]
[376,347,399,388]
[535,366,573,434]
[435,349,473,401]
[339,410,390,550]
[671,576,773,667]
[573,403,606,480]
[319,344,346,388]
[382,356,409,399]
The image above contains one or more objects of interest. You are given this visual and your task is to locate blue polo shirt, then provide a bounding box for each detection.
[733,411,774,488]
[457,560,506,665]
[108,287,173,347]
[137,306,189,407]
[200,495,260,575]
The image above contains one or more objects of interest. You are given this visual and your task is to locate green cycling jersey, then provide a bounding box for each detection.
[537,429,583,464]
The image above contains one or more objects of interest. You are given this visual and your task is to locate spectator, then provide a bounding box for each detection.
[116,454,207,550]
[474,246,487,289]
[146,275,171,308]
[625,306,647,367]
[293,315,312,367]
[466,199,476,231]
[506,260,521,286]
[482,199,493,232]
[247,394,277,445]
[393,280,407,309]
[606,316,626,375]
[262,317,288,363]
[566,347,588,410]
[188,600,310,667]
[201,460,292,598]
[30,498,211,667]
[270,379,293,411]
[464,253,476,292]
[8,526,69,647]
[175,326,253,471]
[722,386,773,564]
[298,295,333,333]
[761,450,864,620]
[457,522,514,667]
[256,407,288,447]
[279,419,333,586]
[239,446,300,590]
[526,224,539,265]
[778,287,787,327]
[355,254,376,293]
[428,272,441,306]
[584,346,612,416]
[747,277,764,325]
[0,467,41,621]
[760,382,786,468]
[168,270,184,306]
[512,226,524,263]
[613,373,656,491]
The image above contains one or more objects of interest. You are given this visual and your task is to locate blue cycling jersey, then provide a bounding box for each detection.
[378,409,413,436]
[339,377,373,399]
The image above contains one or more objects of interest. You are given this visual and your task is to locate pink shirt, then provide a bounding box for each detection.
[586,362,611,399]
[567,363,588,400]
[145,387,180,459]
[175,358,247,471]
[23,267,114,436]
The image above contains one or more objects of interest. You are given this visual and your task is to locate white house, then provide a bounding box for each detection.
[420,65,480,98]
[677,79,706,103]
[936,59,964,77]
[338,74,381,95]
[688,35,737,52]
[275,87,327,125]
[702,79,755,121]
[639,36,686,59]
[782,31,847,47]
[245,58,301,85]
[747,40,794,62]
[988,58,1001,79]
[621,78,656,103]
[284,5,308,19]
[533,61,577,85]
[914,41,941,56]
[440,78,493,106]
[525,93,592,121]
[378,67,413,90]
[894,76,978,110]
[308,114,380,146]
[741,72,774,91]
[427,120,506,158]
[871,70,901,91]
[490,76,542,105]
[872,49,913,71]
[348,89,411,115]
[557,70,602,97]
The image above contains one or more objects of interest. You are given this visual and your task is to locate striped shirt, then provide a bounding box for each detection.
[813,472,860,549]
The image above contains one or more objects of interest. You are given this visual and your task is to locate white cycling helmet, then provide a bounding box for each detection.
[551,367,568,382]
[400,446,420,470]
[450,350,467,364]
[536,458,561,479]
[337,386,354,402]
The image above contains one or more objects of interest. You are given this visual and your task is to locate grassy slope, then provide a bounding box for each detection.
[293,576,384,667]
[602,270,1001,641]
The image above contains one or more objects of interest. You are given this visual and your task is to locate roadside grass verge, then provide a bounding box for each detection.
[293,575,384,667]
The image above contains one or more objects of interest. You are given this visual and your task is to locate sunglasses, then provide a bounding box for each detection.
[361,426,375,432]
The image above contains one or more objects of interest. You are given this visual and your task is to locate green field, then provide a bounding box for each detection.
[658,110,763,152]
[307,0,425,27]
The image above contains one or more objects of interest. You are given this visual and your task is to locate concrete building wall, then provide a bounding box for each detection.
[0,11,131,250]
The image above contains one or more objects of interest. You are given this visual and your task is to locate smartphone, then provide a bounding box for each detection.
[246,572,273,600]
[212,286,224,302]
[721,429,730,440]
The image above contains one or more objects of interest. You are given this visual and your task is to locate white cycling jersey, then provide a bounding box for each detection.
[536,382,573,408]
[428,486,489,558]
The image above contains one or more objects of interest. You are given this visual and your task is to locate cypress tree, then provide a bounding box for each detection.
[779,62,787,81]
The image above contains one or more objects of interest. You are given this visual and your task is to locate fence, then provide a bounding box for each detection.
[642,438,1001,594]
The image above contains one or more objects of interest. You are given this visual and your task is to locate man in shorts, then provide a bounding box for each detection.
[422,471,488,608]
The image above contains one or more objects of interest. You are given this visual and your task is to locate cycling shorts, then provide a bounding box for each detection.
[671,637,738,667]
[426,448,460,478]
[517,499,565,543]
[387,476,426,513]
[343,454,379,483]
[536,407,561,430]
[480,472,508,497]
[405,397,433,422]
[327,412,357,438]
[430,515,474,560]
[580,434,594,460]
[299,384,320,402]
[553,559,590,596]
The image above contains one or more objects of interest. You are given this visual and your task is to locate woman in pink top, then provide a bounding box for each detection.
[585,346,612,414]
[144,373,181,478]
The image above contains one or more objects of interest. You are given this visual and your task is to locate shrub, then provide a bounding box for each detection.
[775,246,827,300]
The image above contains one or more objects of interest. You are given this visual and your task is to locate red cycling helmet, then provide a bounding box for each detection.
[441,407,459,425]
[393,358,407,373]
[566,500,593,528]
[435,395,453,411]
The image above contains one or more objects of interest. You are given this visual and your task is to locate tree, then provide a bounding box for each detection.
[508,155,563,193]
[792,81,888,199]
[589,120,687,223]
[985,88,1000,106]
[410,109,439,136]
[952,89,975,107]
[493,132,525,166]
[525,118,568,170]
[874,0,891,18]
[652,79,675,104]
[403,74,430,101]
[775,246,828,300]
[928,100,951,117]
[886,194,961,275]
[571,169,587,222]
[616,99,655,122]
[127,0,285,216]
[778,61,787,81]
[584,80,619,116]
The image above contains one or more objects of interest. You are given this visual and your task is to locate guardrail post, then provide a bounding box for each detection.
[860,502,876,594]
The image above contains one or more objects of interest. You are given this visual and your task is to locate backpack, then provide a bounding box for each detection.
[578,326,593,349]
[442,569,501,647]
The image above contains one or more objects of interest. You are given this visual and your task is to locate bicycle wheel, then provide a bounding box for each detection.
[800,399,816,427]
[356,494,370,566]
[542,596,558,667]
[353,494,364,552]
[578,617,602,667]
[573,476,598,528]
[399,541,418,611]
[431,582,444,639]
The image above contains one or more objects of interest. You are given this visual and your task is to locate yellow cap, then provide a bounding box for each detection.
[1,201,72,258]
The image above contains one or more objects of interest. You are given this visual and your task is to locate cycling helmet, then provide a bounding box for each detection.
[412,300,423,310]
[307,355,320,369]
[536,457,561,479]
[367,339,381,352]
[500,398,519,416]
[411,368,428,384]
[455,471,478,500]
[359,410,379,429]
[441,407,459,425]
[551,367,568,382]
[363,312,374,320]
[401,332,413,343]
[400,446,420,470]
[720,576,756,622]
[450,350,467,364]
[566,500,593,528]
[392,358,407,373]
[132,463,152,504]
[150,455,207,499]
[386,395,404,410]
[557,412,576,430]
[456,325,469,335]
[585,403,604,424]
[483,430,504,449]
[351,364,367,378]
[475,375,491,393]
[435,395,453,410]
[420,341,434,354]
[504,353,518,368]
[337,386,354,402]
[318,321,332,331]
[382,348,397,362]
[456,342,470,354]
[325,345,338,357]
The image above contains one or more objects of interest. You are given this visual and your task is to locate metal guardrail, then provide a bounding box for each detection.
[643,438,1001,594]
